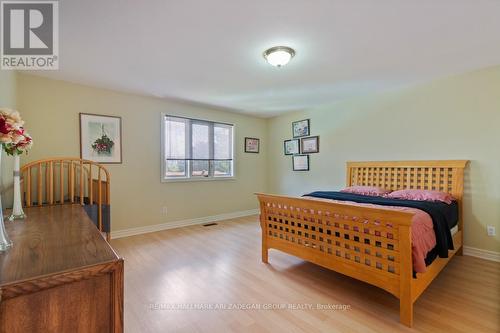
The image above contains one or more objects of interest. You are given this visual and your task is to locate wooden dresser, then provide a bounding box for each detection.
[0,205,123,333]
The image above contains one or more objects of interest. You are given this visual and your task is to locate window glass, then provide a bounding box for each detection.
[165,118,186,159]
[214,160,232,177]
[192,123,210,160]
[166,160,187,178]
[214,124,231,160]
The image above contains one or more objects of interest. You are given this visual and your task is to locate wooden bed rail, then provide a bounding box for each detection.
[20,157,111,240]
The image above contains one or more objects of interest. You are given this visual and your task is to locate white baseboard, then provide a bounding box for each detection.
[463,246,500,262]
[111,209,259,239]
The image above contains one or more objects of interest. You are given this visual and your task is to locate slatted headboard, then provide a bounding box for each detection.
[346,160,469,252]
[346,160,468,201]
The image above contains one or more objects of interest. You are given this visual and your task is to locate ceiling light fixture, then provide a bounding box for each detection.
[263,46,295,67]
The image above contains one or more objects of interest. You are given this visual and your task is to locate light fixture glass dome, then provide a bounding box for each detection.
[263,46,295,67]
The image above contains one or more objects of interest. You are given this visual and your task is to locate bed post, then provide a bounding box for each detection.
[399,223,413,327]
[455,167,465,256]
[259,199,269,264]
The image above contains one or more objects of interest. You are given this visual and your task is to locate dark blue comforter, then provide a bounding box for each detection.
[304,191,458,259]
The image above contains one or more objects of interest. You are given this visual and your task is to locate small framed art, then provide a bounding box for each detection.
[244,137,260,153]
[292,155,309,171]
[284,139,300,155]
[80,113,122,164]
[301,136,319,154]
[292,119,310,138]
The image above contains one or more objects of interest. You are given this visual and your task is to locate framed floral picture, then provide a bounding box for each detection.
[244,137,260,153]
[301,136,319,154]
[284,139,300,155]
[292,155,309,171]
[292,119,310,138]
[80,113,122,164]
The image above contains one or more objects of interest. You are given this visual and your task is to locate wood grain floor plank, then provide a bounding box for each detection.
[111,215,500,333]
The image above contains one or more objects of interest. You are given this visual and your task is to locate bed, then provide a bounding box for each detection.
[256,160,468,327]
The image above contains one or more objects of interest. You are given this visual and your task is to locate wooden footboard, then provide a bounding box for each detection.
[257,193,417,326]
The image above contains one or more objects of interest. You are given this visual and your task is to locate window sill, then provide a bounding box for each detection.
[162,176,236,183]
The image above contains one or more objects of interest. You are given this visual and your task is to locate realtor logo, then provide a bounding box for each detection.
[1,1,58,70]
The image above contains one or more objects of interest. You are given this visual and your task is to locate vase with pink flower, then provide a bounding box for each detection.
[5,128,32,221]
[0,108,27,252]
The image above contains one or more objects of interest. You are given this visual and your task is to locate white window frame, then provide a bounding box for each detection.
[161,113,235,182]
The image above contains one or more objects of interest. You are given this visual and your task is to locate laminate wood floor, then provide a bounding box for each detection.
[111,215,500,333]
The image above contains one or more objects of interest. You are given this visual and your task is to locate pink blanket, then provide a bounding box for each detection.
[304,197,436,273]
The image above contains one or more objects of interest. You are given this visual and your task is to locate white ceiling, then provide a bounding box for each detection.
[34,0,500,117]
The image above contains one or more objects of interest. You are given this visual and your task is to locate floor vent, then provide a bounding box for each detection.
[202,223,218,227]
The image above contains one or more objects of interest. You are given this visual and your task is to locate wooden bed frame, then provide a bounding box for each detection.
[256,160,468,327]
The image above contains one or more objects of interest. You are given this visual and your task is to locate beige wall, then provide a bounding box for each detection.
[0,71,17,206]
[8,66,500,253]
[0,71,16,108]
[267,66,500,253]
[16,73,268,231]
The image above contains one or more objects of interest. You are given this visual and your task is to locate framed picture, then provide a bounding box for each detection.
[301,136,319,154]
[292,119,310,138]
[80,113,122,164]
[245,137,260,153]
[284,139,300,155]
[292,155,309,171]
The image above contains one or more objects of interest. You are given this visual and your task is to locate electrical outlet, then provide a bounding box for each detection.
[487,225,496,236]
[162,206,168,216]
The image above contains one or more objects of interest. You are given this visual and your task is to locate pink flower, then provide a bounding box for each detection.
[0,109,33,154]
[0,108,25,144]
[0,116,12,135]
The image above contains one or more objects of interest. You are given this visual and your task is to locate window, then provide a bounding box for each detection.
[162,115,234,180]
